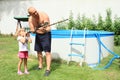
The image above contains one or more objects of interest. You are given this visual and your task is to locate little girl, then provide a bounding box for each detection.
[16,28,32,75]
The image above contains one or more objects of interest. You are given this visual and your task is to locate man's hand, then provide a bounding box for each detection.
[30,30,36,33]
[36,27,46,34]
[28,29,36,33]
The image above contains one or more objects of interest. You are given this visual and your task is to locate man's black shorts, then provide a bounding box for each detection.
[35,32,51,52]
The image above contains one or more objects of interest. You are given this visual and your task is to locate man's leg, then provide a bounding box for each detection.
[44,52,51,76]
[37,51,43,69]
[46,52,51,71]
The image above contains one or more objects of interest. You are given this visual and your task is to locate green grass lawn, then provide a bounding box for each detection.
[0,35,120,80]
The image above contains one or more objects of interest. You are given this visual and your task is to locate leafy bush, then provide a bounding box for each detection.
[56,8,120,46]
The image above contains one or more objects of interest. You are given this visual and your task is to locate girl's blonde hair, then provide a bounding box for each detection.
[14,28,25,37]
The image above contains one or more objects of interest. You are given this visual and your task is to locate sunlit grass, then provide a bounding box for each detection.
[0,36,120,80]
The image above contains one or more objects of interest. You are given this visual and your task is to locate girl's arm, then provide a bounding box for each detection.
[17,32,27,44]
[28,37,32,43]
[26,32,32,43]
[19,37,26,44]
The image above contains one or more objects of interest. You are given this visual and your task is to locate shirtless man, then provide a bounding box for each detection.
[28,7,51,76]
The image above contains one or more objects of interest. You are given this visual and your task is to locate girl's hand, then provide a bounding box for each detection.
[28,38,32,43]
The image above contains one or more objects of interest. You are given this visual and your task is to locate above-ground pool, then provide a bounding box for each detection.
[30,30,114,67]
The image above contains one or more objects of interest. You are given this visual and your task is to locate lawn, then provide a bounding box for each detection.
[0,35,120,80]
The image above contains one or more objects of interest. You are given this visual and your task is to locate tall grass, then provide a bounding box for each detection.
[0,36,120,80]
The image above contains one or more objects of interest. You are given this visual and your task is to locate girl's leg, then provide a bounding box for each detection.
[18,58,23,74]
[24,58,29,74]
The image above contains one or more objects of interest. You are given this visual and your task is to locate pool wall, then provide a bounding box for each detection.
[30,30,114,65]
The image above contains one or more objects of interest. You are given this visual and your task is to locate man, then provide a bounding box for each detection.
[28,7,51,76]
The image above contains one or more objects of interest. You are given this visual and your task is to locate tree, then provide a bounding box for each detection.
[104,8,113,31]
[68,11,75,29]
[75,13,82,29]
[113,15,120,45]
[97,14,104,30]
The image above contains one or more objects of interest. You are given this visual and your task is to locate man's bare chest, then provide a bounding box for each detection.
[32,19,44,28]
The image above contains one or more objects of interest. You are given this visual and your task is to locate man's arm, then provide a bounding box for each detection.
[28,17,36,33]
[44,17,51,32]
[36,16,51,34]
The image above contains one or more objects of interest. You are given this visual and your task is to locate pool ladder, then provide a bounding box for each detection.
[67,28,87,66]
